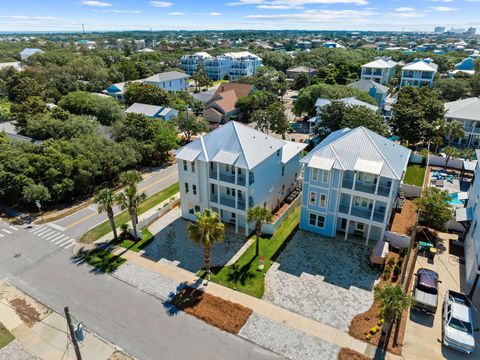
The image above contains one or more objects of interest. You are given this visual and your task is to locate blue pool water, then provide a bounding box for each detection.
[449,192,464,206]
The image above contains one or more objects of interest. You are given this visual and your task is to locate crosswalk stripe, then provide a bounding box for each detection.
[35,228,50,236]
[57,238,74,246]
[30,227,44,233]
[40,230,55,238]
[55,237,70,245]
[0,233,4,238]
[45,232,60,240]
[50,234,65,243]
[64,241,75,249]
[8,226,18,231]
[2,229,12,234]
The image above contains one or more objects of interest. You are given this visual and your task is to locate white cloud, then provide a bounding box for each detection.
[150,1,173,7]
[166,11,185,15]
[430,0,454,2]
[95,10,142,13]
[0,15,61,20]
[430,6,456,11]
[246,9,377,22]
[228,0,369,7]
[80,0,112,7]
[208,12,222,16]
[395,7,416,12]
[393,12,424,18]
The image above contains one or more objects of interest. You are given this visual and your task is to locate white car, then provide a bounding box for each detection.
[442,290,475,354]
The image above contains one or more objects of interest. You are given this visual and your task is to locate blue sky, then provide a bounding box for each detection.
[0,0,479,32]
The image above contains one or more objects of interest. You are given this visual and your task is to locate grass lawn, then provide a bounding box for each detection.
[198,207,300,298]
[79,183,179,244]
[73,246,126,273]
[403,164,426,187]
[0,322,14,350]
[118,228,154,252]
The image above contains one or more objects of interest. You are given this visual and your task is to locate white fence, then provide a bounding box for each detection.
[400,184,422,198]
[385,231,411,249]
[262,196,301,235]
[428,155,463,170]
[137,198,180,230]
[409,153,424,164]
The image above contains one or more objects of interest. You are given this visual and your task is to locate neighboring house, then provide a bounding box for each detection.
[348,79,391,107]
[449,57,476,77]
[360,57,398,85]
[192,89,216,105]
[400,58,438,88]
[103,81,132,101]
[203,83,255,125]
[19,48,44,61]
[286,66,317,79]
[460,150,480,288]
[125,103,178,121]
[180,51,262,81]
[143,71,190,92]
[175,121,307,234]
[444,97,480,148]
[0,61,21,71]
[300,127,410,245]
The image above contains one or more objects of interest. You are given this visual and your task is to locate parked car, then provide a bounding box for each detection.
[442,290,475,354]
[413,268,440,314]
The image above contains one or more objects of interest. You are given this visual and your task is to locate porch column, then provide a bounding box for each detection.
[217,185,220,204]
[235,214,239,233]
[375,177,380,195]
[235,167,238,185]
[365,225,371,246]
[235,188,238,209]
[344,220,349,240]
[216,162,220,180]
[352,171,358,191]
[370,200,376,221]
[245,222,249,236]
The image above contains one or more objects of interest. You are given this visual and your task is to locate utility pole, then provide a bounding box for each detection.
[64,307,82,360]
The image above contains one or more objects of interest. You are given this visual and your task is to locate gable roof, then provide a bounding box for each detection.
[348,79,390,95]
[175,121,306,170]
[402,60,438,72]
[445,97,480,121]
[315,97,379,112]
[301,127,410,180]
[362,58,397,69]
[205,83,254,114]
[287,66,317,73]
[125,103,163,117]
[143,71,190,83]
[20,48,44,56]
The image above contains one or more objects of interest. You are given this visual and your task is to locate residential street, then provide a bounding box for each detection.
[51,164,179,239]
[0,219,282,360]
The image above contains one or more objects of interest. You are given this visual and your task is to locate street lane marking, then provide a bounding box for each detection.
[139,171,177,193]
[55,237,71,245]
[34,228,50,236]
[40,230,55,238]
[65,212,98,229]
[58,238,74,246]
[45,232,60,240]
[0,233,4,238]
[50,234,65,243]
[48,223,66,232]
[64,241,75,249]
[8,226,18,231]
[30,227,44,233]
[2,229,12,234]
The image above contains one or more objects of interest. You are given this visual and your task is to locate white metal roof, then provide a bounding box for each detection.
[125,103,162,117]
[456,207,473,222]
[301,127,411,180]
[144,71,190,83]
[362,58,397,69]
[175,121,303,170]
[212,150,240,165]
[354,159,384,175]
[348,79,390,95]
[315,97,378,113]
[282,141,308,164]
[177,148,201,162]
[308,156,335,171]
[445,97,480,121]
[402,60,438,72]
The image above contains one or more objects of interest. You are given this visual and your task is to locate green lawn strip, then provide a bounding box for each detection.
[404,164,426,187]
[0,322,14,350]
[74,247,126,273]
[79,183,179,244]
[198,207,300,298]
[118,228,154,252]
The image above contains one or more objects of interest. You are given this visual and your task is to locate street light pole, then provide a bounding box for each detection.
[64,307,82,360]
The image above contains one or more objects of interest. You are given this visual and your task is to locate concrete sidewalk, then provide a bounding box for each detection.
[0,297,117,360]
[112,247,401,360]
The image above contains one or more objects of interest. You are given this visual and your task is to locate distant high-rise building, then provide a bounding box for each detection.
[434,26,445,34]
[466,27,477,36]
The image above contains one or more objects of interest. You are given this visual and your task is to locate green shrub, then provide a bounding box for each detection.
[387,257,395,266]
[393,264,401,277]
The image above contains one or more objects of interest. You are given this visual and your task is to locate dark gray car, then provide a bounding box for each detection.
[413,268,440,314]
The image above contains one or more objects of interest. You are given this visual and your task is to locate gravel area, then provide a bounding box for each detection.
[264,230,379,332]
[0,340,36,360]
[239,313,340,360]
[111,262,179,300]
[142,207,247,272]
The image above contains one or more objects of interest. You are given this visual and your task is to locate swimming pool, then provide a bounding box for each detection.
[448,192,464,206]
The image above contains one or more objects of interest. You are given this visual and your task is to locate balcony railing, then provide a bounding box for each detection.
[354,181,376,194]
[219,172,236,184]
[210,193,218,203]
[372,211,386,223]
[342,178,354,189]
[377,185,391,197]
[219,196,235,208]
[237,174,246,186]
[209,169,217,179]
[339,204,350,214]
[237,199,246,211]
[351,207,372,220]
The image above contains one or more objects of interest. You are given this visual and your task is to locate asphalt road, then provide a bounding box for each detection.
[53,164,179,239]
[0,219,282,360]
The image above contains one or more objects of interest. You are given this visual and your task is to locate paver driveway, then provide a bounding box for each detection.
[141,207,247,273]
[264,230,381,331]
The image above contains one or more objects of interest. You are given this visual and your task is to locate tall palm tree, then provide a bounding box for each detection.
[374,285,414,347]
[247,206,273,257]
[187,209,224,281]
[116,186,146,240]
[446,121,465,146]
[444,146,461,169]
[119,170,142,188]
[94,188,118,241]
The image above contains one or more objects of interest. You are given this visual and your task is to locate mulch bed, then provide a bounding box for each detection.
[107,351,134,360]
[172,286,252,334]
[9,299,41,327]
[338,348,371,360]
[390,200,416,236]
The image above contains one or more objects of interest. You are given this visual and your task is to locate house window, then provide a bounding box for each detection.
[194,205,200,212]
[356,222,365,231]
[183,160,187,171]
[322,170,329,183]
[211,184,215,193]
[282,165,285,177]
[282,184,285,195]
[358,172,375,183]
[210,162,214,170]
[354,197,370,208]
[320,194,327,208]
[169,81,172,87]
[227,188,231,196]
[191,161,195,173]
[192,185,197,195]
[185,183,189,193]
[310,192,316,206]
[309,213,325,228]
[237,190,243,199]
[277,149,280,157]
[312,168,319,181]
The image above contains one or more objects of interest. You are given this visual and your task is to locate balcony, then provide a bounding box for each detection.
[354,181,376,195]
[219,172,236,184]
[377,185,391,197]
[342,177,354,189]
[339,204,350,214]
[372,211,386,223]
[237,174,246,186]
[351,207,372,220]
[219,196,235,208]
[210,193,218,203]
[209,169,217,180]
[237,199,246,211]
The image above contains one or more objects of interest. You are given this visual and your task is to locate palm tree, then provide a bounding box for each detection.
[446,121,465,146]
[94,188,118,241]
[247,206,273,257]
[431,119,446,153]
[116,186,146,240]
[187,209,224,281]
[443,146,461,169]
[119,170,142,188]
[462,147,475,161]
[374,285,414,348]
